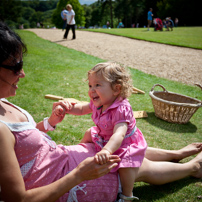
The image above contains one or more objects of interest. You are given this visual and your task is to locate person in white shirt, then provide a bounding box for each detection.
[63,4,76,40]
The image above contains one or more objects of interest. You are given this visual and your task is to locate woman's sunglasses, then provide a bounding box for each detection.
[0,61,23,75]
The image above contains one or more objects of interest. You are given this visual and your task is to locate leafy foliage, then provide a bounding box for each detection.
[114,0,145,27]
[156,0,200,26]
[82,5,93,28]
[0,0,57,29]
[0,0,201,29]
[0,0,22,27]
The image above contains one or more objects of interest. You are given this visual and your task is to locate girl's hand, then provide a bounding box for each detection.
[94,148,111,165]
[54,105,66,117]
[48,100,76,126]
[52,100,74,113]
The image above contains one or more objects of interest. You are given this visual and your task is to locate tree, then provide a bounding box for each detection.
[114,0,144,27]
[98,0,114,28]
[0,0,22,22]
[156,0,201,26]
[82,5,93,28]
[21,6,35,21]
[0,0,58,28]
[52,0,85,28]
[29,11,44,27]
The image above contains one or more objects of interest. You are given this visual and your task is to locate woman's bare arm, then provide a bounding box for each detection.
[36,100,91,133]
[0,123,120,202]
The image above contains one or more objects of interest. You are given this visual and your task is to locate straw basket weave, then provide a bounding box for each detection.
[149,84,202,124]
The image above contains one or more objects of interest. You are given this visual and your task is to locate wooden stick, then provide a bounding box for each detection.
[45,94,64,100]
[45,94,87,104]
[132,90,138,94]
[133,111,148,118]
[132,87,145,94]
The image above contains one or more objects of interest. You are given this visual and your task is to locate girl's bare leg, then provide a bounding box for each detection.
[145,143,202,162]
[80,128,92,143]
[119,167,139,200]
[136,151,202,185]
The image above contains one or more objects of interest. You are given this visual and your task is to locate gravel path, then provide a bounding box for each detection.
[28,28,202,86]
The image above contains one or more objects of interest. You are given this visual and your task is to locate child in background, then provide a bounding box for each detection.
[55,62,147,201]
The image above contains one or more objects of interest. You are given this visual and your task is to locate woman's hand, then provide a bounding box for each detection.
[75,155,120,181]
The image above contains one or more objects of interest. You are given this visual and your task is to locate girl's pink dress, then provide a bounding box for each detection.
[0,99,118,202]
[90,98,147,172]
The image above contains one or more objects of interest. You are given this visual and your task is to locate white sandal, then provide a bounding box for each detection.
[118,193,139,201]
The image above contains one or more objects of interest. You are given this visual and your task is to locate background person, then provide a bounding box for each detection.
[63,4,76,40]
[118,20,124,28]
[1,22,202,202]
[61,8,68,31]
[175,17,179,27]
[166,17,174,31]
[147,8,153,31]
[107,21,110,28]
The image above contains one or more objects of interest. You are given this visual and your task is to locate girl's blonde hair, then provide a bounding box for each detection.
[88,61,133,99]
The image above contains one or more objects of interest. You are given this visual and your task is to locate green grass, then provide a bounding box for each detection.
[83,27,202,49]
[10,30,202,201]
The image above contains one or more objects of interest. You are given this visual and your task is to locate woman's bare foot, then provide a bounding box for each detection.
[173,143,202,162]
[190,151,202,178]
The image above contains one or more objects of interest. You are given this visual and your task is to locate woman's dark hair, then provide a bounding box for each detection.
[0,21,27,64]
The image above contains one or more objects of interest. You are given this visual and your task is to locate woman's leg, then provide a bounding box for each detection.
[72,25,76,39]
[136,151,202,185]
[63,24,70,39]
[145,143,202,162]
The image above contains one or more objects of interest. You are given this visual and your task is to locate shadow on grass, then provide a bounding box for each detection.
[133,178,200,201]
[145,112,197,133]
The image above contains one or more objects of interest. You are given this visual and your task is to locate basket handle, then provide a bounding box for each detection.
[150,84,168,92]
[197,102,202,107]
[195,83,202,106]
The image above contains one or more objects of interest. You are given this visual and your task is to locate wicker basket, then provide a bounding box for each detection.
[149,84,202,124]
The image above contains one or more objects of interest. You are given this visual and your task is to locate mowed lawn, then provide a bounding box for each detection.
[84,27,202,49]
[10,29,202,202]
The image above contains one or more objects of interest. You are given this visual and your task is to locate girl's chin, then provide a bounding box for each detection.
[92,101,101,107]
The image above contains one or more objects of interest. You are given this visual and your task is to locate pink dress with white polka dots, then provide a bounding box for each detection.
[0,99,118,202]
[90,98,147,172]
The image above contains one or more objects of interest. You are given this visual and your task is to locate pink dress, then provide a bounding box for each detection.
[0,99,118,202]
[90,98,147,172]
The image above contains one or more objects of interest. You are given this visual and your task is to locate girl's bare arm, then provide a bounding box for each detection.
[65,102,92,116]
[104,122,128,154]
[95,123,128,164]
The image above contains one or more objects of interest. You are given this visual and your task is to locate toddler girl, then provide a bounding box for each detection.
[55,62,147,201]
